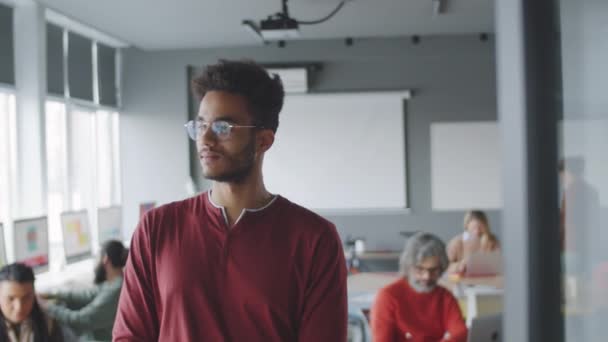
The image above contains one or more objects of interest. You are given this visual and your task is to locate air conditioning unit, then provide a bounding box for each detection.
[266,67,308,93]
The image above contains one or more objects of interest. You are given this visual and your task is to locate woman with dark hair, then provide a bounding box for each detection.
[38,240,128,342]
[0,263,63,342]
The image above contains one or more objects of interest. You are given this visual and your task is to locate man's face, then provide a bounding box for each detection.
[0,281,35,324]
[196,91,259,183]
[408,256,442,293]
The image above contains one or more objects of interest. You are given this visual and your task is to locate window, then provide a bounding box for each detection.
[96,110,121,206]
[45,101,122,267]
[0,91,16,227]
[45,100,67,270]
[42,20,122,268]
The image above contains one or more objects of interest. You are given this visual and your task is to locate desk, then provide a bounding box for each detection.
[346,251,400,273]
[440,275,504,326]
[35,258,95,293]
[348,272,398,294]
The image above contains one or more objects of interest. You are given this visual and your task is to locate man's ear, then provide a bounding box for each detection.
[257,130,275,153]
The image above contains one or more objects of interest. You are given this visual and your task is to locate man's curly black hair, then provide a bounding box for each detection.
[191,59,284,133]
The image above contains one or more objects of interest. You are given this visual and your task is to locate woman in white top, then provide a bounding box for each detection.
[446,210,500,274]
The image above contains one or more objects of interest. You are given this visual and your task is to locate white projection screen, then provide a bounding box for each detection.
[431,121,503,210]
[263,91,410,211]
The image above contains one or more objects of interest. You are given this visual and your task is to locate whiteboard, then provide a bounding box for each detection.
[97,206,123,244]
[263,91,410,211]
[431,122,503,210]
[14,217,49,272]
[60,210,93,263]
[561,118,608,207]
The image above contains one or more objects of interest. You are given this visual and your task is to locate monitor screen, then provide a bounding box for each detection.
[0,223,7,268]
[97,206,122,244]
[60,210,93,263]
[13,217,50,272]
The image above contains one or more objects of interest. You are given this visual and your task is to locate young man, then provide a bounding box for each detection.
[113,60,347,341]
[371,232,467,342]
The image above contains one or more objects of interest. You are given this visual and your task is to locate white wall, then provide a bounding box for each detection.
[120,54,191,237]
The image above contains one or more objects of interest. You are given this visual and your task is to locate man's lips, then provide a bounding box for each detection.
[200,151,222,161]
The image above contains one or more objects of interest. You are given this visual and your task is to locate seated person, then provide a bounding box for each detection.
[371,232,467,342]
[447,210,500,274]
[0,263,64,342]
[38,240,127,342]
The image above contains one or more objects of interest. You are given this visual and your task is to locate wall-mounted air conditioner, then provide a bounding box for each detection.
[266,67,308,93]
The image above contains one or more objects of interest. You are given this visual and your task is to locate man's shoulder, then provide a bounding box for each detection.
[374,278,408,305]
[133,194,207,241]
[377,278,406,296]
[277,196,336,233]
[140,194,205,222]
[435,284,459,304]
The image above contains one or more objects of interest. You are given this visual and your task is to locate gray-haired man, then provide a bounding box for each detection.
[371,232,467,341]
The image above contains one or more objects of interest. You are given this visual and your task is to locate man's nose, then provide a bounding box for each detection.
[199,124,217,146]
[13,300,23,313]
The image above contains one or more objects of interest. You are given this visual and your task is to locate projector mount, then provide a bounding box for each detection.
[242,0,351,44]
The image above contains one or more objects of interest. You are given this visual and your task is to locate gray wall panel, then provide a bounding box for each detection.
[46,23,63,96]
[67,31,93,101]
[0,4,14,85]
[98,43,117,106]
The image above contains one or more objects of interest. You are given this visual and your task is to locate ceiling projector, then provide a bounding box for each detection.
[242,0,351,43]
[259,15,300,40]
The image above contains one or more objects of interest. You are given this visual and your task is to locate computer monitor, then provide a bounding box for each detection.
[13,217,50,273]
[60,210,93,264]
[0,223,7,268]
[97,206,123,244]
[468,313,502,342]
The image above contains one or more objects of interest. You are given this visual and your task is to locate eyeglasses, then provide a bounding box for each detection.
[184,120,260,141]
[413,265,442,277]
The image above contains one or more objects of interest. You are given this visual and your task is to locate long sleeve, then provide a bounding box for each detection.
[52,286,99,309]
[112,217,159,341]
[46,279,121,332]
[442,292,467,342]
[298,227,348,342]
[370,288,399,342]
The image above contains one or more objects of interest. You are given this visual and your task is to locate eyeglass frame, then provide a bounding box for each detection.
[412,265,443,277]
[184,119,263,141]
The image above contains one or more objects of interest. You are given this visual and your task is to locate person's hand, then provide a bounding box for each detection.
[455,261,467,274]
